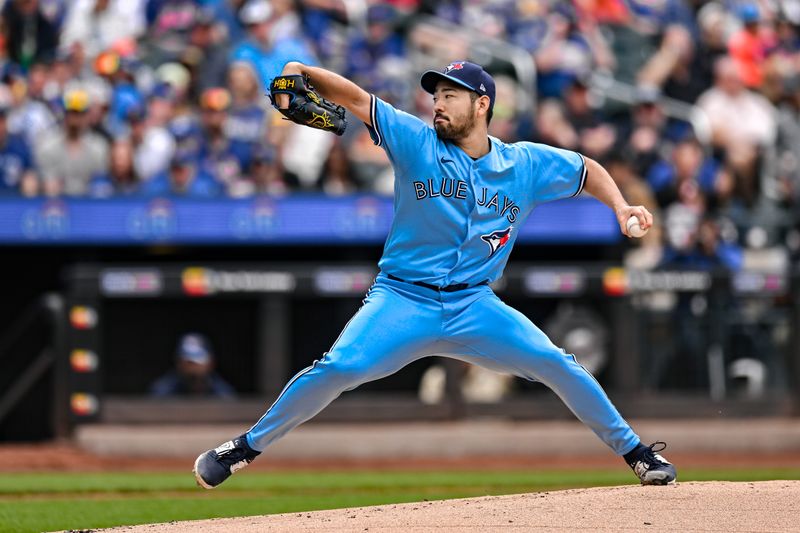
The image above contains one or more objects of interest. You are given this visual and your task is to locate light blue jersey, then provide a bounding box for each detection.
[368,96,586,286]
[242,83,640,464]
[192,62,678,492]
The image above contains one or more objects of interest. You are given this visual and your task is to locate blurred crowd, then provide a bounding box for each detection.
[0,0,798,265]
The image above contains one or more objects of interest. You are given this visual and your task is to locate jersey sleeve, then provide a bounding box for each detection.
[525,143,587,204]
[365,95,432,168]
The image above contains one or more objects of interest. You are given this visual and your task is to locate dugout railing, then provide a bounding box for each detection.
[48,262,799,437]
[0,293,68,440]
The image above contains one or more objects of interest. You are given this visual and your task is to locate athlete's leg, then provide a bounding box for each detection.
[195,279,444,488]
[246,280,441,451]
[444,288,639,455]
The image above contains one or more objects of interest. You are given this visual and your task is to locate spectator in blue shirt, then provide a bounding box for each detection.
[0,89,36,196]
[534,4,599,99]
[187,6,231,94]
[141,149,222,197]
[646,135,720,208]
[659,215,742,271]
[224,61,266,170]
[143,0,199,64]
[230,0,317,92]
[197,0,247,44]
[6,61,57,149]
[167,114,204,172]
[344,5,405,84]
[88,137,141,197]
[626,0,696,37]
[197,87,243,191]
[618,85,692,177]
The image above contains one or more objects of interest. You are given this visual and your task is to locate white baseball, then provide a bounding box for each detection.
[626,215,649,238]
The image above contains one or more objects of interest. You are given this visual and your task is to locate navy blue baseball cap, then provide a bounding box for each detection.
[176,333,212,364]
[420,61,495,113]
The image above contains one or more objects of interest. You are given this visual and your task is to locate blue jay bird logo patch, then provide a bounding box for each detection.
[481,227,512,257]
[444,62,464,73]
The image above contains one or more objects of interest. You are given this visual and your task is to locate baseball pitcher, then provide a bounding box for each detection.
[193,61,676,488]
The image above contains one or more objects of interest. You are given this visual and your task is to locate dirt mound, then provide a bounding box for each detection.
[97,481,800,532]
[5,442,800,473]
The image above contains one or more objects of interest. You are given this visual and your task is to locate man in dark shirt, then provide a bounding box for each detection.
[150,333,236,398]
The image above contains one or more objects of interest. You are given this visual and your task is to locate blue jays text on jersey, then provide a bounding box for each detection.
[413,178,521,224]
[366,95,586,287]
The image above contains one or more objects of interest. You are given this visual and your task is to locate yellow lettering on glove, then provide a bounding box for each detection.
[307,111,334,129]
[274,78,295,90]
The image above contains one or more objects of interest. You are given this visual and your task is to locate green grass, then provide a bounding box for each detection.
[1,468,798,533]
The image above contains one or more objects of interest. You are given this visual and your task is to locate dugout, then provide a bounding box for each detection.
[3,261,799,442]
[42,263,798,437]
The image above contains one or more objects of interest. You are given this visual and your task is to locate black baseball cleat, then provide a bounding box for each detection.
[193,434,261,489]
[625,441,677,485]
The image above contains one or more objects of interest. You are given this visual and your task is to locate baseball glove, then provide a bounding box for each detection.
[269,74,347,136]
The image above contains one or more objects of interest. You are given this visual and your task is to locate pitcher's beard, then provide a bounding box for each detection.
[435,113,477,141]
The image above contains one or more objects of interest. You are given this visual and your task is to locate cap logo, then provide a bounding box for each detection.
[444,62,464,73]
[479,83,486,92]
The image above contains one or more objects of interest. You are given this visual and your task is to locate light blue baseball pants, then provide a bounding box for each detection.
[246,273,640,455]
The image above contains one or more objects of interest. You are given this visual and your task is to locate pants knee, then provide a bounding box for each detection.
[314,357,373,390]
[530,349,587,382]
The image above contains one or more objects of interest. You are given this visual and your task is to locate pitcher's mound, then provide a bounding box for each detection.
[101,480,800,532]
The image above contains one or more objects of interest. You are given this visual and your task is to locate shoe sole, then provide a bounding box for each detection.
[642,473,677,486]
[642,479,676,486]
[193,454,215,490]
